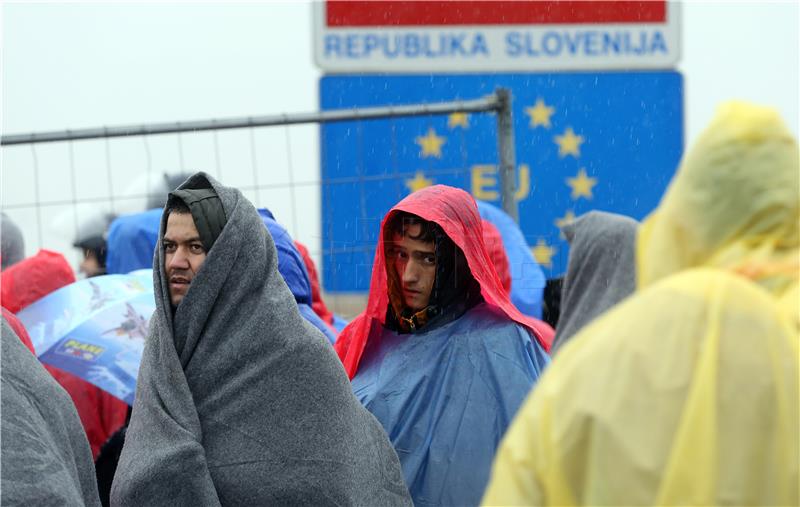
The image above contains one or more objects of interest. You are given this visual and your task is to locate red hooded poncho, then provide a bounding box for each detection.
[294,240,337,333]
[1,249,128,458]
[1,250,76,313]
[482,219,512,295]
[335,185,554,379]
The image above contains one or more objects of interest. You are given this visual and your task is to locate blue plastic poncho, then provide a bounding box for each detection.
[352,302,549,506]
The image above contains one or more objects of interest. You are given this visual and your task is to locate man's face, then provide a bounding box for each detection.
[389,223,436,312]
[163,212,207,307]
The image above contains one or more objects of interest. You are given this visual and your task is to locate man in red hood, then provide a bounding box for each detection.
[334,185,552,506]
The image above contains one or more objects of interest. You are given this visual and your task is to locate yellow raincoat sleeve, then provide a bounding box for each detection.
[779,281,799,331]
[482,268,799,506]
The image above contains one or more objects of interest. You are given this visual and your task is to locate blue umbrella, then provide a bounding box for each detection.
[17,271,155,405]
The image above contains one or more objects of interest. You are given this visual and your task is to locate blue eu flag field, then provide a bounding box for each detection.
[320,72,683,292]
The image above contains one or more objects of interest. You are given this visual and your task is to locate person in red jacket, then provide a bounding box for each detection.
[1,249,128,459]
[1,250,76,313]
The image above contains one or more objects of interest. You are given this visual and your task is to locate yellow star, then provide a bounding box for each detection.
[531,238,557,269]
[525,98,555,129]
[415,127,446,158]
[554,127,584,158]
[405,171,434,193]
[448,112,469,129]
[566,168,598,200]
[554,210,576,238]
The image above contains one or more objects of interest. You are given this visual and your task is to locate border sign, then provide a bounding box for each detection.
[314,1,680,72]
[320,72,684,292]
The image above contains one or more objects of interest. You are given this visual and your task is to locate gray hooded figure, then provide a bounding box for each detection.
[111,173,410,506]
[1,212,25,269]
[551,211,639,353]
[1,318,101,507]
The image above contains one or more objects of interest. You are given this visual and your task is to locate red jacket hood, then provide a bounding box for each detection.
[482,219,512,295]
[294,240,337,331]
[1,250,76,313]
[334,185,553,379]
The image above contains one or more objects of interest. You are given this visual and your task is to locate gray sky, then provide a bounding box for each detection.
[2,1,798,272]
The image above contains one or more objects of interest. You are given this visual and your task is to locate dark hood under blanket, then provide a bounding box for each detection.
[111,172,410,506]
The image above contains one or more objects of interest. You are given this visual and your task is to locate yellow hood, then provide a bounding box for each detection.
[637,102,799,295]
[482,103,800,506]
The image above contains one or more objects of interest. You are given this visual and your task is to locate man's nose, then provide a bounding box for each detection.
[168,248,190,269]
[401,260,419,284]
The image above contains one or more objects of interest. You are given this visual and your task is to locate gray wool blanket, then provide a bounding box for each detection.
[1,318,101,507]
[552,211,639,353]
[111,173,410,506]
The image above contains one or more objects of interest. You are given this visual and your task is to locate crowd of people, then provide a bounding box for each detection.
[1,101,797,506]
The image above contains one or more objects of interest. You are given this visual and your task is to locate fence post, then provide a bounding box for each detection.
[495,88,519,223]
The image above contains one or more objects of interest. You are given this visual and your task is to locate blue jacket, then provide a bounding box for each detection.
[477,201,545,319]
[106,209,162,275]
[352,302,549,506]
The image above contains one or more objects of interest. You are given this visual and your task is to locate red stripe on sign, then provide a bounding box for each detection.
[326,1,667,27]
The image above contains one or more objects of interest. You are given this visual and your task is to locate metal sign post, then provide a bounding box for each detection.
[495,88,518,223]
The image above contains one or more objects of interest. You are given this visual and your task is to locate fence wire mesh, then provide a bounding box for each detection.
[1,92,513,315]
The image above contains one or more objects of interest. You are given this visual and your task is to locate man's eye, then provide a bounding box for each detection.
[423,255,436,265]
[164,244,176,253]
[190,244,204,253]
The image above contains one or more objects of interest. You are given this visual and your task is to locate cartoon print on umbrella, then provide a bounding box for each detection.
[18,274,156,404]
[102,303,149,341]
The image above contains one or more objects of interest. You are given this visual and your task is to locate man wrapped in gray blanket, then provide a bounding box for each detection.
[111,172,411,506]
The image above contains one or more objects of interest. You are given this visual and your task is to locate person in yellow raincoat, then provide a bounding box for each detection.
[780,281,799,330]
[482,101,799,506]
